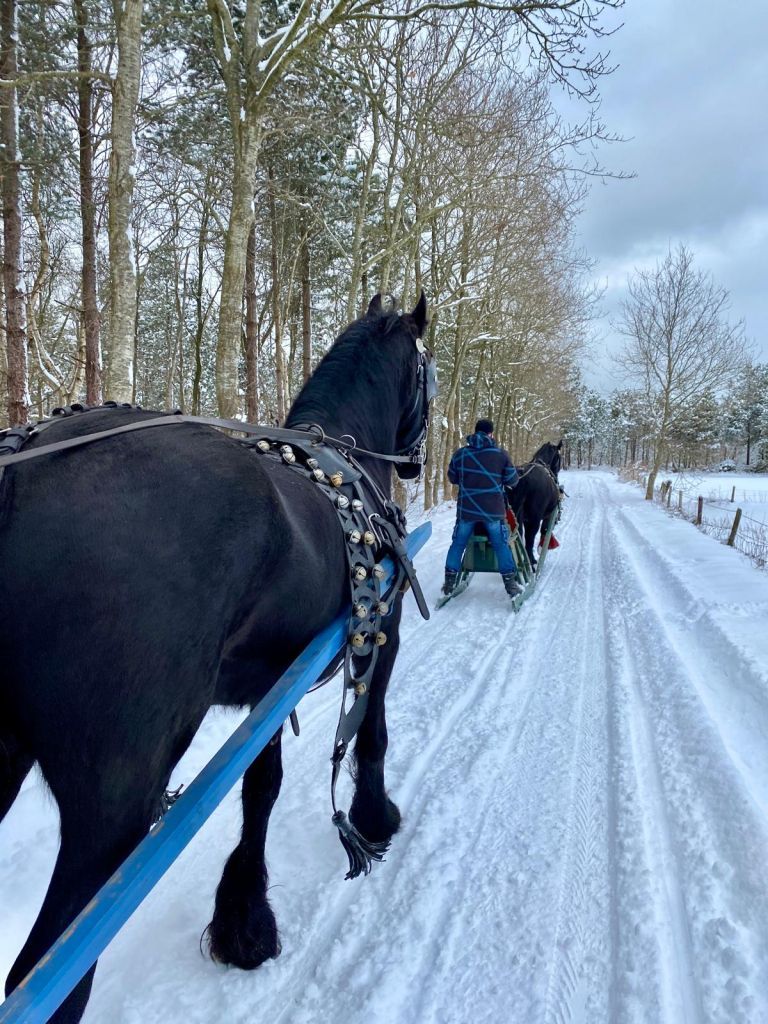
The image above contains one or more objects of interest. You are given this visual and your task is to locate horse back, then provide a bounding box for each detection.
[0,411,348,755]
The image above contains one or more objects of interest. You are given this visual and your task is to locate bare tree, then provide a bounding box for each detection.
[1,0,28,426]
[617,243,746,499]
[106,0,142,402]
[75,0,102,405]
[206,0,623,417]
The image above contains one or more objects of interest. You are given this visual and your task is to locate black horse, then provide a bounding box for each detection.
[507,440,562,571]
[0,294,431,1024]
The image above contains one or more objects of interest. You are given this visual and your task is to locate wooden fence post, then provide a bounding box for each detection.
[666,485,672,508]
[731,485,736,502]
[727,508,742,547]
[678,490,683,511]
[696,496,703,525]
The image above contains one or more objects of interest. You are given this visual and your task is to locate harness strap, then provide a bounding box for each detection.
[0,413,423,470]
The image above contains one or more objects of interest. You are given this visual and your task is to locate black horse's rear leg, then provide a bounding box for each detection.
[207,728,283,969]
[524,517,539,571]
[4,795,154,1024]
[349,598,403,845]
[0,726,34,824]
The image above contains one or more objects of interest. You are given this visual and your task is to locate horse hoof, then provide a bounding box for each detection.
[350,794,401,845]
[206,904,281,969]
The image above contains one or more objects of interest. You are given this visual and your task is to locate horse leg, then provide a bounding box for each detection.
[0,725,34,824]
[349,598,403,844]
[524,517,539,570]
[4,780,157,1024]
[207,728,283,969]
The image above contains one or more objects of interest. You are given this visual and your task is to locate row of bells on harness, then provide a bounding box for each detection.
[348,529,376,546]
[351,631,387,648]
[256,441,347,490]
[352,563,386,582]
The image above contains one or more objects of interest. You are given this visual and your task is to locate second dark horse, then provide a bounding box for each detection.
[0,294,432,1024]
[507,440,562,571]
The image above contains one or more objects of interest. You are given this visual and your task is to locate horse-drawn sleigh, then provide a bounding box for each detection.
[436,440,564,611]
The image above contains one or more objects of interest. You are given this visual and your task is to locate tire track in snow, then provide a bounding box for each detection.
[399,501,595,1024]
[263,502,586,1024]
[601,477,768,1024]
[540,475,611,1024]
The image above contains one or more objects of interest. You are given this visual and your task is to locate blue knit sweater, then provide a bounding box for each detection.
[447,433,519,521]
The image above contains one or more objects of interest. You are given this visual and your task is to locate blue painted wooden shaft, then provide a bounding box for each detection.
[0,522,431,1024]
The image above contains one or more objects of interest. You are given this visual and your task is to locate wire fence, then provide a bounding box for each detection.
[619,465,768,570]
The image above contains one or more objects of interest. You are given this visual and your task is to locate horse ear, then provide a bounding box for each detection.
[367,294,383,316]
[411,291,427,337]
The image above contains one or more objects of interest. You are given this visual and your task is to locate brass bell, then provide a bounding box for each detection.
[330,471,343,487]
[336,494,349,509]
[351,633,366,648]
[348,529,362,544]
[280,445,295,463]
[306,458,319,469]
[257,440,270,452]
[363,531,375,546]
[353,602,368,618]
[377,601,389,615]
[354,682,367,696]
[372,563,386,580]
[351,499,364,511]
[375,632,387,646]
[312,468,325,481]
[352,565,367,582]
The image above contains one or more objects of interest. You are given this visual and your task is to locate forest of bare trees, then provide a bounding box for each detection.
[1,0,628,506]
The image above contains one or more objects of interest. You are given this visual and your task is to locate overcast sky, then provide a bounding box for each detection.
[569,0,768,392]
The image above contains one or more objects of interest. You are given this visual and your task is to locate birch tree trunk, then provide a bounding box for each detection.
[1,0,28,426]
[300,230,311,383]
[267,165,286,422]
[76,0,102,405]
[244,220,259,421]
[106,0,142,402]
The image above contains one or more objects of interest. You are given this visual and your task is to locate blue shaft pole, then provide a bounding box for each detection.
[0,522,431,1024]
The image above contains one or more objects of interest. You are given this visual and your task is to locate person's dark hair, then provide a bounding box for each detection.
[475,418,494,435]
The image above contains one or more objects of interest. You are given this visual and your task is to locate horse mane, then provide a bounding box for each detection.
[286,308,416,432]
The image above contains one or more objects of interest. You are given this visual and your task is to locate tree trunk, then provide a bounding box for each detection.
[268,165,285,423]
[1,0,28,426]
[106,0,142,402]
[244,220,259,422]
[192,189,211,416]
[76,0,102,405]
[301,231,311,383]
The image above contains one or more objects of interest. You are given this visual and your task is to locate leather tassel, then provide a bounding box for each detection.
[332,810,389,880]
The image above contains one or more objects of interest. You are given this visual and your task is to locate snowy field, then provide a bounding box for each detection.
[3,469,768,1023]
[672,471,768,527]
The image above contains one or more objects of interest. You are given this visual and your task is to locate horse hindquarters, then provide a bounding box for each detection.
[4,752,169,1024]
[0,722,33,824]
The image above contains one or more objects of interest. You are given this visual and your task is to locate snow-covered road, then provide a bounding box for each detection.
[3,470,768,1023]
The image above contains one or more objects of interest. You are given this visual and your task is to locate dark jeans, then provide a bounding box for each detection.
[445,518,515,574]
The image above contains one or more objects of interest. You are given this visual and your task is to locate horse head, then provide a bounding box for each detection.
[286,292,437,486]
[533,439,563,479]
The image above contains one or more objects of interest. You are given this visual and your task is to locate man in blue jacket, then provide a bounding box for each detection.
[443,418,522,597]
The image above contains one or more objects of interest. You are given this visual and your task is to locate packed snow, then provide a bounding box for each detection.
[3,469,768,1023]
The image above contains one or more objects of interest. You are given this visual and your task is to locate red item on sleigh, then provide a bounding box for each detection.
[506,509,518,531]
[538,532,560,550]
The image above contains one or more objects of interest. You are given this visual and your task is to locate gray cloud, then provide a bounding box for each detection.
[572,0,768,388]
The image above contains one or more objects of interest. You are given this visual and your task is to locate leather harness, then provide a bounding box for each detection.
[0,401,430,879]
